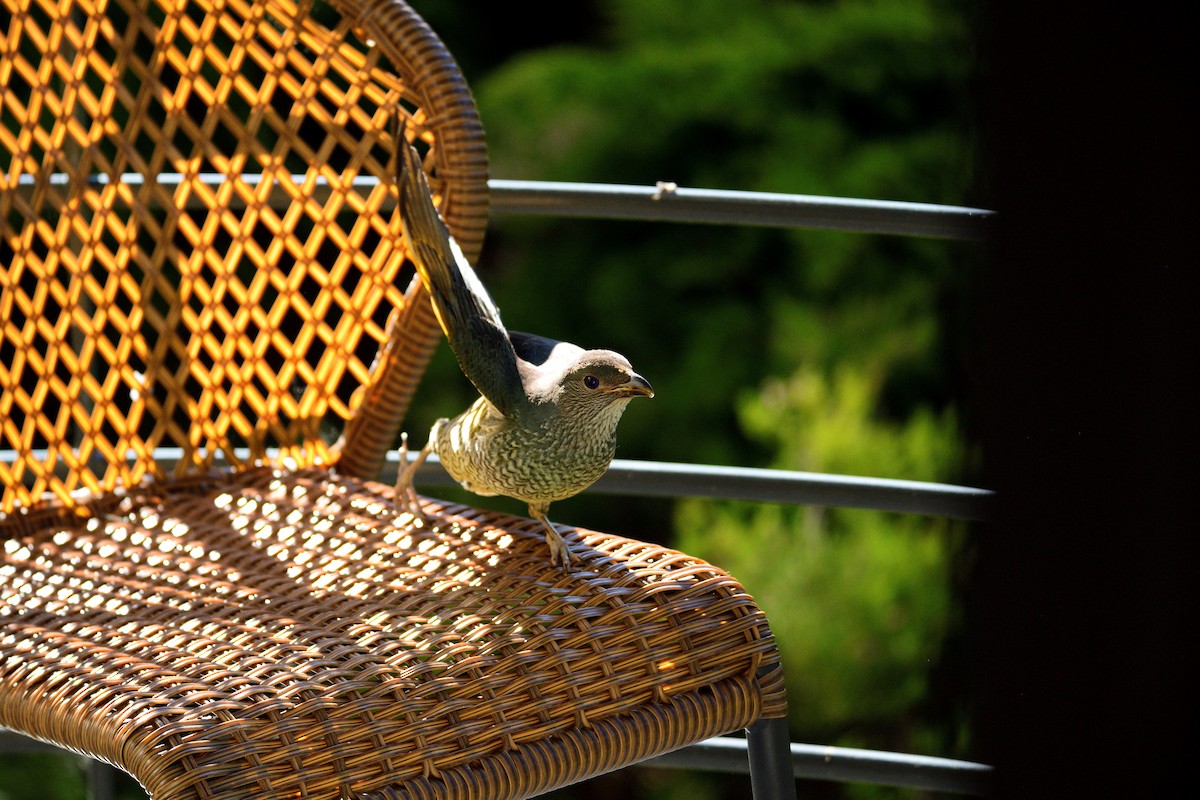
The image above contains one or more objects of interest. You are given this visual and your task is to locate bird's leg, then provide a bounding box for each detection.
[394,432,432,523]
[528,502,574,570]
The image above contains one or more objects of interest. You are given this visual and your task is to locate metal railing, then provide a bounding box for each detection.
[394,453,994,522]
[648,735,991,795]
[1,728,991,797]
[9,173,995,241]
[0,447,993,523]
[1,177,994,797]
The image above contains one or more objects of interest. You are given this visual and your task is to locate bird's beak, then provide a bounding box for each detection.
[613,373,654,398]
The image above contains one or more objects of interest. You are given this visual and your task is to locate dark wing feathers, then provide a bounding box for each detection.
[508,330,576,367]
[397,135,527,417]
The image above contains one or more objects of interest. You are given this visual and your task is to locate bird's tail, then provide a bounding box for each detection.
[394,121,523,417]
[395,127,504,340]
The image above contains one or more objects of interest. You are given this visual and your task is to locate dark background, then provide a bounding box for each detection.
[980,3,1195,797]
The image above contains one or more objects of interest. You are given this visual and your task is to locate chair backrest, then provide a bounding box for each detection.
[0,0,488,513]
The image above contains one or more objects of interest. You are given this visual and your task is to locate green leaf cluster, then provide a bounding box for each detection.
[0,755,86,800]
[678,367,966,740]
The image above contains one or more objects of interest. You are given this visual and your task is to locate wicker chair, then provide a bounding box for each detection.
[0,1,793,798]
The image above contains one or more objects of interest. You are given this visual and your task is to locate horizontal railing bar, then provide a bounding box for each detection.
[0,449,993,521]
[647,735,991,795]
[1,730,990,795]
[388,452,996,522]
[7,173,994,239]
[489,179,994,240]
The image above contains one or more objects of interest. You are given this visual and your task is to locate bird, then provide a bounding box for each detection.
[392,131,653,569]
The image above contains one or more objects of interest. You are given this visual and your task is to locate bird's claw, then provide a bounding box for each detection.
[543,524,575,571]
[394,487,426,526]
[394,433,429,525]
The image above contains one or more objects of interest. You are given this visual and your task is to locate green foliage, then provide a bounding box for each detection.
[478,0,975,197]
[0,752,148,799]
[418,0,982,479]
[0,754,86,800]
[743,366,961,479]
[677,367,965,740]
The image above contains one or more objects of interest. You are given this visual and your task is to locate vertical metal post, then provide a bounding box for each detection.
[86,759,115,800]
[746,717,798,800]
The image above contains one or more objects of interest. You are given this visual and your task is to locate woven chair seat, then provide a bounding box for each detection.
[1,468,783,799]
[1,0,789,797]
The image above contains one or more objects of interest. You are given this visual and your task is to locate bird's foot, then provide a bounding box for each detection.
[531,508,574,571]
[545,525,575,571]
[394,433,430,525]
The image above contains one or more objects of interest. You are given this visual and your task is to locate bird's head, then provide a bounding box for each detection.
[555,350,654,424]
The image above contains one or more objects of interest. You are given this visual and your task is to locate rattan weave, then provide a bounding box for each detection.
[1,1,787,798]
[0,0,487,506]
[2,469,785,799]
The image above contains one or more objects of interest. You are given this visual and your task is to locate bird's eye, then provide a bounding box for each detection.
[584,375,600,390]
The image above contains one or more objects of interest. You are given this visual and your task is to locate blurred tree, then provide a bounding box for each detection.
[0,753,147,800]
[406,0,980,470]
[0,754,85,800]
[677,366,968,746]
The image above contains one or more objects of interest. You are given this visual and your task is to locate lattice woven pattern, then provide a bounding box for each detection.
[0,469,786,799]
[0,0,488,510]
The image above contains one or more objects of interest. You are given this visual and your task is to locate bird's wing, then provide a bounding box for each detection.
[397,134,526,418]
[509,330,586,400]
[508,330,581,367]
